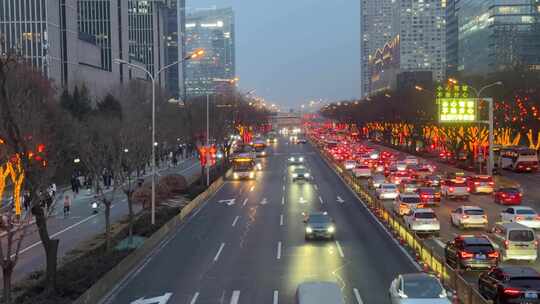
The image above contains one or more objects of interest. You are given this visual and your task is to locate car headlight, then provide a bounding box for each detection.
[304,173,310,178]
[306,227,313,233]
[262,151,266,155]
[299,157,304,162]
[249,172,255,178]
[290,157,295,162]
[327,225,335,233]
[292,173,298,178]
[233,173,239,179]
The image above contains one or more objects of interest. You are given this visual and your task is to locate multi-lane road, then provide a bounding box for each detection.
[104,137,419,304]
[9,159,201,283]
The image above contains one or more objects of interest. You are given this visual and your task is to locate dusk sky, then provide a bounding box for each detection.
[188,0,361,109]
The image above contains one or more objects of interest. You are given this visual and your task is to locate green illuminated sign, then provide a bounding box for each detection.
[438,98,477,122]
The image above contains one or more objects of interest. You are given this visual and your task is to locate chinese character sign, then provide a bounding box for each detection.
[438,98,477,122]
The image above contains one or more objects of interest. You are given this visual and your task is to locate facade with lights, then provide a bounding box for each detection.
[453,0,540,76]
[184,7,236,97]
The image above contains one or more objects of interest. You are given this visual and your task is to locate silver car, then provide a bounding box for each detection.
[389,273,451,304]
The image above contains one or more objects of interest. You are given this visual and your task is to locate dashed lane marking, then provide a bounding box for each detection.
[189,292,200,304]
[213,243,225,262]
[335,240,345,258]
[280,214,284,226]
[232,216,239,227]
[319,196,324,204]
[353,288,365,304]
[277,241,282,260]
[242,198,248,207]
[230,290,240,304]
[273,290,279,304]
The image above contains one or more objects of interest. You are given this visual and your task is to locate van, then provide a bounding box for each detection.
[491,222,538,262]
[296,282,345,304]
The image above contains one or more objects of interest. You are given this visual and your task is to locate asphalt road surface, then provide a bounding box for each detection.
[8,159,200,283]
[105,137,419,304]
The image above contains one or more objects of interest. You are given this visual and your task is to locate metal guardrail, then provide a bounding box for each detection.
[315,142,491,304]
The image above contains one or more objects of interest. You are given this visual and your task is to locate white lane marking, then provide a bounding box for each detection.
[314,184,319,190]
[213,243,225,262]
[280,214,284,226]
[433,238,446,248]
[230,290,240,304]
[353,288,365,304]
[282,185,285,191]
[232,216,239,227]
[281,196,285,205]
[335,241,345,258]
[277,241,282,260]
[337,196,345,203]
[242,198,248,207]
[273,290,279,304]
[318,196,324,204]
[189,292,200,304]
[250,186,255,192]
[260,198,268,205]
[131,292,172,304]
[218,199,236,206]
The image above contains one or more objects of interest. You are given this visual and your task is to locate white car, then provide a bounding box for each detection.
[404,208,440,235]
[404,156,419,166]
[377,183,399,200]
[352,165,371,178]
[395,161,408,171]
[500,206,540,229]
[450,205,488,229]
[343,160,357,170]
[394,193,422,216]
[389,273,451,304]
[441,179,469,199]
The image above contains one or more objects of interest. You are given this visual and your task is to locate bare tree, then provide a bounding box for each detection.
[0,54,64,294]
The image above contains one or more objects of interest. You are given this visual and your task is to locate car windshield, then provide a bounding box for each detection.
[308,215,331,224]
[415,212,436,219]
[501,188,520,194]
[401,197,420,204]
[383,185,396,190]
[403,276,443,298]
[516,209,536,215]
[509,230,535,242]
[464,209,484,215]
[294,168,307,174]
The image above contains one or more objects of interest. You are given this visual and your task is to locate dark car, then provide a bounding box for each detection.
[304,212,336,240]
[494,188,523,205]
[479,266,540,304]
[416,187,442,206]
[292,166,312,182]
[445,235,499,271]
[424,175,442,187]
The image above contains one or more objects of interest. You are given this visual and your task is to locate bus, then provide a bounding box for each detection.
[231,153,257,180]
[252,140,268,157]
[496,146,539,172]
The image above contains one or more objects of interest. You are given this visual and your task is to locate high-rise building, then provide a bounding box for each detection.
[445,0,459,78]
[0,0,167,95]
[455,0,540,76]
[369,0,447,94]
[184,7,235,97]
[127,0,167,85]
[164,0,186,99]
[360,0,395,97]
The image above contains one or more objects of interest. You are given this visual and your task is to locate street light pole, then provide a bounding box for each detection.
[206,93,210,186]
[114,49,204,225]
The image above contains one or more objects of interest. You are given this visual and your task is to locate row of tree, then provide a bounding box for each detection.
[0,53,270,302]
[321,67,540,160]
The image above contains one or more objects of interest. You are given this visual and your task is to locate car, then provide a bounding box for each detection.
[288,156,305,166]
[399,179,423,193]
[424,175,442,187]
[441,178,469,199]
[377,183,399,200]
[450,206,488,229]
[389,273,451,304]
[352,165,371,178]
[445,235,499,271]
[404,208,440,236]
[494,187,523,205]
[404,156,419,166]
[296,138,307,144]
[292,166,312,182]
[500,206,540,229]
[393,193,422,216]
[491,222,538,262]
[304,212,336,240]
[343,159,357,170]
[395,161,408,171]
[368,174,386,189]
[389,171,410,185]
[479,266,540,304]
[416,187,441,206]
[412,167,432,179]
[467,175,495,194]
[296,281,345,304]
[373,161,385,173]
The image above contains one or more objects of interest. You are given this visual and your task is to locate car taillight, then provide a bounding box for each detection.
[536,216,540,221]
[474,181,480,185]
[519,193,523,197]
[504,240,509,249]
[482,215,488,219]
[487,251,499,259]
[501,193,507,198]
[489,181,495,186]
[462,215,469,219]
[449,187,455,192]
[503,287,522,296]
[467,187,471,192]
[535,240,539,248]
[400,203,407,209]
[459,251,474,259]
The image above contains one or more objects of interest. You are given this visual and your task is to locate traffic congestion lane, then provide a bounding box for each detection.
[106,138,420,304]
[10,159,200,283]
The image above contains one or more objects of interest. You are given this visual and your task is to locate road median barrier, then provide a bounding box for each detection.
[311,140,490,304]
[74,176,225,304]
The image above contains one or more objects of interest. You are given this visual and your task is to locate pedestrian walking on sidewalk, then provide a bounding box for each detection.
[71,174,80,195]
[63,195,71,217]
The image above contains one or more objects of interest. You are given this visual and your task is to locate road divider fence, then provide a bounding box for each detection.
[312,139,490,304]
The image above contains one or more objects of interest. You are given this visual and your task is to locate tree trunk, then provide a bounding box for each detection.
[3,261,14,304]
[105,201,111,250]
[127,194,134,245]
[32,205,58,293]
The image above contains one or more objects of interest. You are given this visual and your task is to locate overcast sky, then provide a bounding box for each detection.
[188,0,360,109]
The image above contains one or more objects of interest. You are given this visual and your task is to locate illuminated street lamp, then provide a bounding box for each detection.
[448,78,458,85]
[114,48,205,225]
